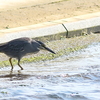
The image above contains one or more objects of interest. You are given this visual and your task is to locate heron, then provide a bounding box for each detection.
[0,37,55,70]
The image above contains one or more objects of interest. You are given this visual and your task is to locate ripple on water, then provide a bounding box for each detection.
[0,43,100,100]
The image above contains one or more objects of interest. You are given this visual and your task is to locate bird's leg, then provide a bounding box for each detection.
[18,59,23,70]
[9,58,13,71]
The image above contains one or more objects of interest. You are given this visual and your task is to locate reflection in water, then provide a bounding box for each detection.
[0,73,31,81]
[0,43,100,100]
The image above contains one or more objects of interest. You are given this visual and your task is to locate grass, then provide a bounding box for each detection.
[0,45,87,67]
[0,34,100,68]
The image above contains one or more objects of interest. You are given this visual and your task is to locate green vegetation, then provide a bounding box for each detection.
[0,45,87,67]
[1,91,8,94]
[0,34,100,68]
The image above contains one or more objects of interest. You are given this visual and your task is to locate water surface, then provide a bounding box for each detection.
[0,43,100,100]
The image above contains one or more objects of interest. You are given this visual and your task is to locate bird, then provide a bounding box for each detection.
[0,37,56,70]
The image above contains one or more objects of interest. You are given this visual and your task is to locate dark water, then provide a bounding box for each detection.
[0,43,100,100]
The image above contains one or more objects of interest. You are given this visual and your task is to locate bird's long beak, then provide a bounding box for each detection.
[44,47,56,54]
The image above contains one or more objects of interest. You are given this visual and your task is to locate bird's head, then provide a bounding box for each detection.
[36,41,56,54]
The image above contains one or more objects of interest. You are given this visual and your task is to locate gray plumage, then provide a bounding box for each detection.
[0,37,55,70]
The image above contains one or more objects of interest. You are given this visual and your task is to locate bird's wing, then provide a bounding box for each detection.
[3,40,30,53]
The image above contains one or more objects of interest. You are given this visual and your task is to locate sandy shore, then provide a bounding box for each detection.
[0,0,100,30]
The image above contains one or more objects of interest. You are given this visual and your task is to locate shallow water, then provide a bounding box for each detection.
[0,42,100,100]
